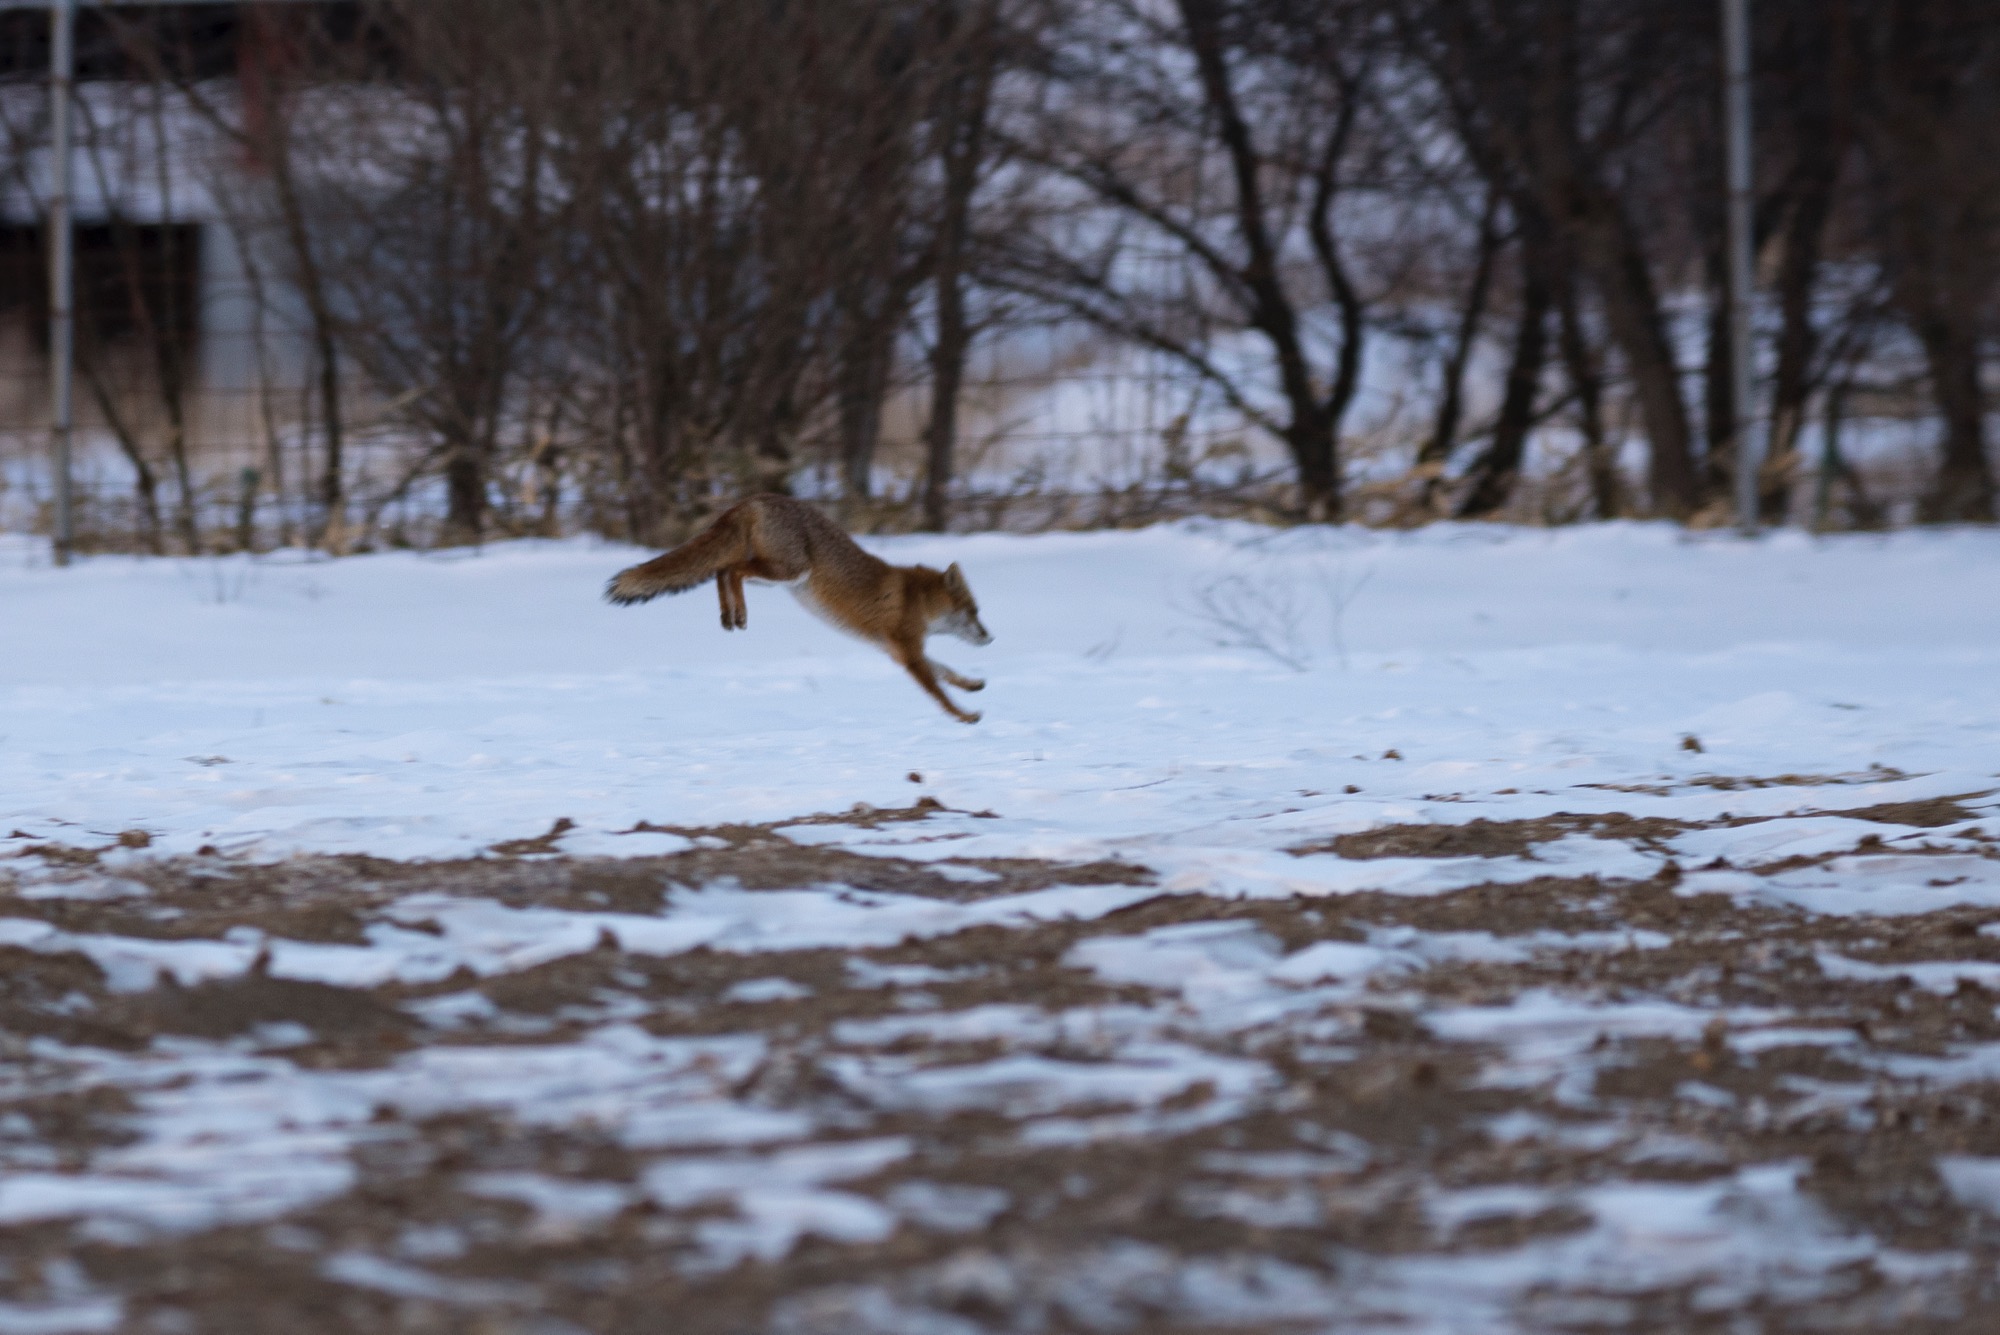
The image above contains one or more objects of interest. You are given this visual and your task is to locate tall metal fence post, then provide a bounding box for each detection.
[1723,0,1760,535]
[49,0,76,565]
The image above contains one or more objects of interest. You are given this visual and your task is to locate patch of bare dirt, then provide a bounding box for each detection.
[1293,812,1695,860]
[118,970,416,1049]
[1288,792,1994,869]
[1826,794,1993,828]
[1586,766,1915,795]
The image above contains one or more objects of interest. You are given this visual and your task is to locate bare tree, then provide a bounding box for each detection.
[1000,0,1388,520]
[51,38,204,551]
[1403,0,1704,518]
[297,1,569,544]
[1854,0,1998,522]
[136,2,366,550]
[542,0,974,539]
[237,5,356,549]
[921,0,1008,532]
[1454,229,1553,518]
[1414,184,1502,502]
[824,14,931,512]
[1757,0,1854,519]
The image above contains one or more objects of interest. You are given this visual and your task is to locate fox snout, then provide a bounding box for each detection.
[956,612,993,646]
[939,562,991,646]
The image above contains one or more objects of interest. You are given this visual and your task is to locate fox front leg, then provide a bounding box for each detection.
[896,644,980,724]
[928,658,985,692]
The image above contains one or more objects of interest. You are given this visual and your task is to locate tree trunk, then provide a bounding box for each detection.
[313,334,347,549]
[1506,1,1695,518]
[922,39,993,534]
[1458,247,1551,518]
[1764,171,1836,520]
[1286,408,1339,521]
[923,264,969,532]
[1915,314,1996,522]
[443,446,485,541]
[248,79,347,551]
[1813,373,1884,531]
[1859,0,1996,522]
[836,317,894,506]
[1555,267,1620,519]
[165,422,199,553]
[1701,250,1735,505]
[269,147,347,552]
[1573,198,1699,518]
[753,376,798,497]
[79,357,165,554]
[1420,188,1503,498]
[1764,0,1847,524]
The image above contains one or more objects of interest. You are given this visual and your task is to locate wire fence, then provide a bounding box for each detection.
[0,292,1313,551]
[0,323,1960,555]
[0,207,1967,550]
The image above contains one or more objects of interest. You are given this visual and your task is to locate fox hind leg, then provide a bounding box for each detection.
[929,658,985,692]
[717,569,748,630]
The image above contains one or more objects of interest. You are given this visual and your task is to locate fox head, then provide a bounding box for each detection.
[935,563,992,646]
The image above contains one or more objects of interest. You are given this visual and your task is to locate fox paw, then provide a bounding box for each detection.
[962,678,986,692]
[956,710,982,725]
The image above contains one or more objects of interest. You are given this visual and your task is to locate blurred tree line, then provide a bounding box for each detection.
[37,0,2000,546]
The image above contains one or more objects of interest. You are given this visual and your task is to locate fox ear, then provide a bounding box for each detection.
[944,562,965,589]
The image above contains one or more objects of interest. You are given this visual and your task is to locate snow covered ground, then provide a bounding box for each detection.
[2,520,2000,1332]
[5,520,1996,866]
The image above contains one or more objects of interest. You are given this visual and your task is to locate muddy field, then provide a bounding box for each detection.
[1,787,1998,1335]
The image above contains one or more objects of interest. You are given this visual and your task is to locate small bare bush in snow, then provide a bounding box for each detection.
[1184,560,1374,671]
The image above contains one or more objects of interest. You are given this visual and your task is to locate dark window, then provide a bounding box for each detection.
[0,222,202,359]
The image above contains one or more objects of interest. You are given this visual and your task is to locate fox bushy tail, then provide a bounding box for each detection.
[604,516,747,605]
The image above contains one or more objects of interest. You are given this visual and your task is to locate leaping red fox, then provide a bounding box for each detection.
[605,494,993,723]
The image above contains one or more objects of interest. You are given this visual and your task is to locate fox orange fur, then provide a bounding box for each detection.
[605,495,993,723]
